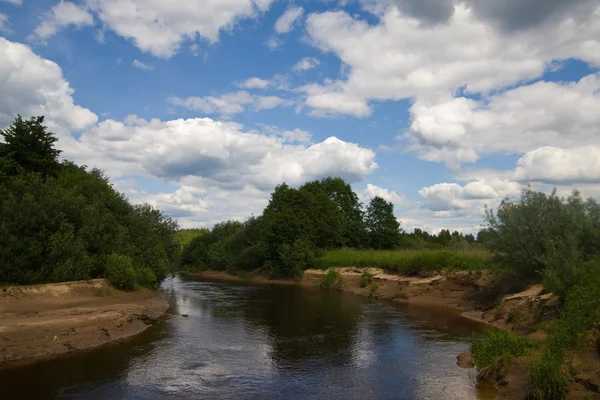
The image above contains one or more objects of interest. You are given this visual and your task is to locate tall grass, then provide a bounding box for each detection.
[314,248,495,274]
[471,328,534,380]
[320,269,343,289]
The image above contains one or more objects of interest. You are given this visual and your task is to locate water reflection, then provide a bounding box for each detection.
[0,276,494,400]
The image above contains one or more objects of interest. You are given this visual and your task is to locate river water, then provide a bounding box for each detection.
[0,276,494,399]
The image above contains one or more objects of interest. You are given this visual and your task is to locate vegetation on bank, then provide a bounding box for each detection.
[0,116,179,289]
[314,248,494,274]
[471,188,600,399]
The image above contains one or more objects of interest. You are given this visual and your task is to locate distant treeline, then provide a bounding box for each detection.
[180,177,490,278]
[0,116,179,289]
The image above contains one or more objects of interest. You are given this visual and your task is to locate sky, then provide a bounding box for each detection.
[0,0,599,233]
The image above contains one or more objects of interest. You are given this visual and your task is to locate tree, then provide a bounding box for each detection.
[365,196,400,249]
[465,233,476,244]
[0,115,61,178]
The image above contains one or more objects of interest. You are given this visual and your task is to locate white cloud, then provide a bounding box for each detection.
[403,73,600,167]
[237,77,271,89]
[274,6,304,33]
[86,0,275,58]
[132,59,154,70]
[303,3,600,116]
[31,1,94,40]
[418,179,521,212]
[168,91,293,117]
[360,183,409,206]
[1,0,22,5]
[61,116,378,226]
[255,123,312,143]
[265,36,283,50]
[293,57,320,72]
[67,117,378,187]
[0,37,97,135]
[514,146,600,184]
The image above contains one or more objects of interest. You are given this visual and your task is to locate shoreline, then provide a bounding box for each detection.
[185,268,532,328]
[0,279,169,369]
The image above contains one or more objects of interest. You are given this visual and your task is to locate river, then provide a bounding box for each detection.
[0,276,495,399]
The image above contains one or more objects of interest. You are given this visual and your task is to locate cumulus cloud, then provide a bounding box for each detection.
[418,179,521,211]
[274,6,304,33]
[304,3,600,116]
[367,0,598,32]
[168,91,293,117]
[403,73,600,167]
[514,146,600,184]
[0,37,97,135]
[132,59,154,70]
[31,1,94,40]
[237,77,271,89]
[293,57,320,72]
[360,183,409,206]
[85,0,275,58]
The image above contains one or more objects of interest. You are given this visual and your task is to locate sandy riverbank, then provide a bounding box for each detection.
[0,279,168,369]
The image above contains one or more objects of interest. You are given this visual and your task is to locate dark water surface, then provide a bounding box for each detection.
[0,276,494,399]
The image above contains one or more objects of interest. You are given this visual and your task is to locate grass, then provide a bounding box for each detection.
[360,269,375,288]
[471,328,534,380]
[369,281,379,297]
[320,269,343,289]
[314,248,496,274]
[393,289,408,300]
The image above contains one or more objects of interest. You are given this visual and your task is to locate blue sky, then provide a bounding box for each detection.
[1,0,599,232]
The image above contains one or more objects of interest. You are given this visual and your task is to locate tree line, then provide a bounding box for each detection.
[0,116,179,289]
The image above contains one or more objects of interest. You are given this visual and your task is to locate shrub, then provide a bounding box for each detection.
[136,267,158,289]
[471,328,533,380]
[320,268,343,289]
[105,253,136,291]
[360,269,375,288]
[278,238,316,279]
[369,281,379,297]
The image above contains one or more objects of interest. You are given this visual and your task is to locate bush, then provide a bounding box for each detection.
[360,269,375,288]
[320,269,343,289]
[369,281,379,297]
[136,267,158,289]
[471,328,533,380]
[278,238,316,279]
[105,253,137,291]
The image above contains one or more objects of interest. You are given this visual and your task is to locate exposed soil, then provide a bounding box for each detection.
[0,279,168,369]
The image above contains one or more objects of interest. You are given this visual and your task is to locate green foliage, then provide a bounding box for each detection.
[471,328,533,380]
[365,196,401,250]
[277,238,316,279]
[393,289,408,300]
[527,261,600,399]
[0,116,178,287]
[105,254,137,291]
[176,228,209,249]
[485,188,600,286]
[320,269,343,289]
[0,115,61,178]
[314,248,494,273]
[368,281,379,297]
[360,269,375,288]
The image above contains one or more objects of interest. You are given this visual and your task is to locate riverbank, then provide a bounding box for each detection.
[186,268,551,332]
[187,268,594,399]
[0,279,168,369]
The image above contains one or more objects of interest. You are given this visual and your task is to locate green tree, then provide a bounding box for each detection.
[0,115,61,178]
[365,196,400,249]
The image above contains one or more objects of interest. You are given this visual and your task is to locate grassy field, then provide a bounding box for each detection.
[313,248,496,273]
